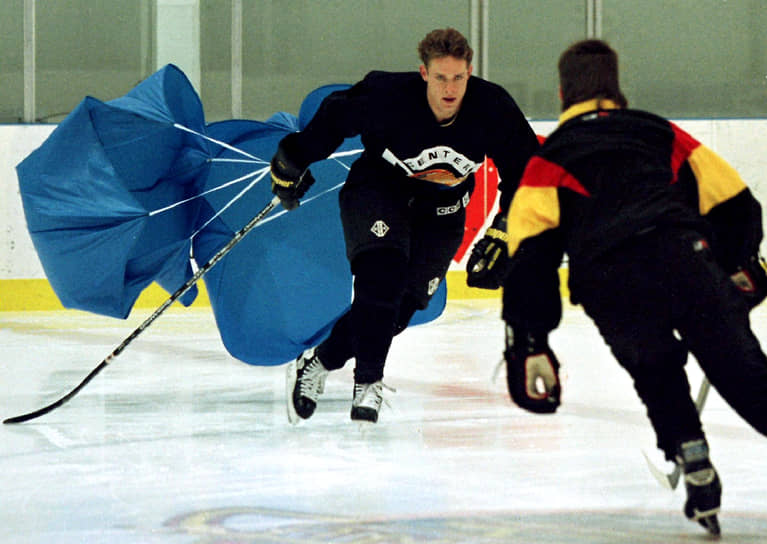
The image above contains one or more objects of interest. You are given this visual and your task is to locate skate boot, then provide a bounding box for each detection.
[286,348,329,424]
[676,438,722,536]
[351,381,385,425]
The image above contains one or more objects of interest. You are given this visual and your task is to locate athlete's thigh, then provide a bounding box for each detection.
[339,180,411,261]
[576,243,675,372]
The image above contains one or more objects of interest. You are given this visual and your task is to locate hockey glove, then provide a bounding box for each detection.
[504,324,561,414]
[466,212,510,289]
[270,143,316,211]
[730,255,767,310]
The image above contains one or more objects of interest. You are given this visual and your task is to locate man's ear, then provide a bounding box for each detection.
[419,64,428,81]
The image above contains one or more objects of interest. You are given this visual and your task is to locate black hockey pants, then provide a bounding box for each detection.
[572,228,767,460]
[315,177,465,384]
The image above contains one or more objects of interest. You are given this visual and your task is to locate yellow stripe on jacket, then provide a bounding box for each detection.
[506,156,590,256]
[506,185,560,256]
[689,146,748,215]
[669,122,748,215]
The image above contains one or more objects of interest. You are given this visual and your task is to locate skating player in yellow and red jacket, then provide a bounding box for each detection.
[501,39,767,536]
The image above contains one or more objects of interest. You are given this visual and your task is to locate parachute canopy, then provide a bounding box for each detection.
[17,68,456,365]
[17,65,209,318]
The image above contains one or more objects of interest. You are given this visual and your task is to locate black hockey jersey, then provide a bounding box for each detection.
[282,71,539,212]
[506,99,762,280]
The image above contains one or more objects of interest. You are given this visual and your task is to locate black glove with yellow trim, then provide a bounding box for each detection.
[466,212,510,289]
[504,324,561,414]
[270,142,315,211]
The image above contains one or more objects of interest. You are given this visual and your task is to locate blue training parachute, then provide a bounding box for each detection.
[17,65,210,318]
[16,67,446,366]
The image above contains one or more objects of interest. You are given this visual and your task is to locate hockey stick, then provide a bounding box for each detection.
[3,196,281,425]
[642,376,711,489]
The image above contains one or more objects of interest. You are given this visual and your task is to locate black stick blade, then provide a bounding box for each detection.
[3,361,109,424]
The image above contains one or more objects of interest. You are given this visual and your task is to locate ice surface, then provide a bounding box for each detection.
[2,300,766,543]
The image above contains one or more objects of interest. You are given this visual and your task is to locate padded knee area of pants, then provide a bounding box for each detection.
[352,249,408,309]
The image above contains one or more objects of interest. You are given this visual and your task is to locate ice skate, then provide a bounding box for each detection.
[350,381,386,426]
[286,348,328,424]
[676,439,722,536]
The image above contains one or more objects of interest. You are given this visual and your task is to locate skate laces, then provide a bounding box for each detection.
[353,381,396,411]
[298,356,328,401]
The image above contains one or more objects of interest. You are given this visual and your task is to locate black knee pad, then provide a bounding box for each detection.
[351,249,408,310]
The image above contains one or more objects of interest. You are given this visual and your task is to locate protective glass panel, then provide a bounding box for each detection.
[487,0,587,120]
[34,1,153,123]
[0,0,24,122]
[602,0,767,118]
[200,0,232,122]
[238,0,470,121]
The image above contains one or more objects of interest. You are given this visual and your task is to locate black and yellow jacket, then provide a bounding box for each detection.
[506,99,762,299]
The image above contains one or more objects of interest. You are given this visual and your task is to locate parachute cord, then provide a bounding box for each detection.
[184,179,346,265]
[151,146,362,266]
[244,150,361,227]
[189,167,270,239]
[248,181,346,228]
[173,122,267,163]
[147,149,361,219]
[210,158,263,164]
[147,167,268,217]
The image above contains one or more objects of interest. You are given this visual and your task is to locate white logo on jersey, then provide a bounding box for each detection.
[404,146,479,176]
[436,200,462,216]
[382,147,480,187]
[436,191,471,216]
[370,220,389,238]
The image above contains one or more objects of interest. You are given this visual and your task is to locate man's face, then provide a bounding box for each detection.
[420,56,472,123]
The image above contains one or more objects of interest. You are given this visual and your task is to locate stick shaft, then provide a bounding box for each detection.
[4,196,280,424]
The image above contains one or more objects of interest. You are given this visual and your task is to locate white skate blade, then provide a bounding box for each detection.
[642,449,676,490]
[285,360,300,425]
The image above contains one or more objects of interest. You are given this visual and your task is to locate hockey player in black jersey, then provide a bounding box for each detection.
[269,27,539,425]
[501,39,767,535]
